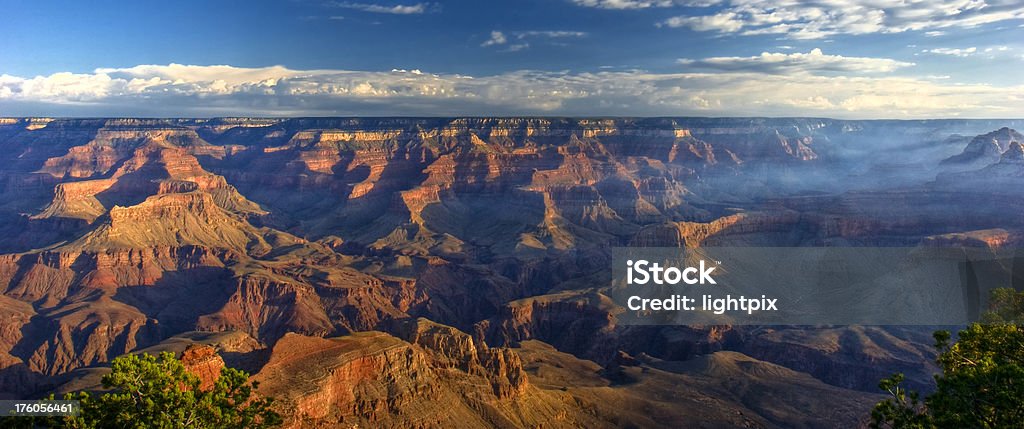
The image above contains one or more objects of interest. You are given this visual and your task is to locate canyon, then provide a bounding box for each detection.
[1,117,1023,427]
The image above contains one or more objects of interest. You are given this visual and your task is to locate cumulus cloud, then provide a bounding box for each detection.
[481,31,507,47]
[0,63,1021,118]
[658,0,1024,39]
[328,1,431,14]
[678,48,915,74]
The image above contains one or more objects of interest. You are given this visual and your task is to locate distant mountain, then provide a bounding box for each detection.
[939,127,1024,172]
[935,127,1024,191]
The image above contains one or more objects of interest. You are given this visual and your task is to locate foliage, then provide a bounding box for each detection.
[871,288,1024,429]
[3,351,281,429]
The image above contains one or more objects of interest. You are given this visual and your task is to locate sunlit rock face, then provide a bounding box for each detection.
[2,117,1024,426]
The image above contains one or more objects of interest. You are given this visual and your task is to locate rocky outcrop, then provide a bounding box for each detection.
[75,192,265,251]
[180,344,225,391]
[196,276,334,344]
[389,317,481,368]
[390,318,529,398]
[252,332,447,427]
[253,330,580,428]
[34,137,263,222]
[475,291,619,360]
[629,211,803,247]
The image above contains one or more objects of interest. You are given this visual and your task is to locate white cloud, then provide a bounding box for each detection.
[922,47,978,57]
[481,31,507,47]
[922,45,1016,59]
[678,48,915,74]
[481,30,588,50]
[661,12,745,32]
[571,0,717,9]
[329,1,430,14]
[658,0,1024,39]
[94,64,319,86]
[0,63,1021,118]
[515,31,588,39]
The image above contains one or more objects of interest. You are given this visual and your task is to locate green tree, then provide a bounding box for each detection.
[5,351,281,428]
[871,288,1024,429]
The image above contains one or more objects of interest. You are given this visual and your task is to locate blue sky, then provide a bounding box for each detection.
[1,0,1022,118]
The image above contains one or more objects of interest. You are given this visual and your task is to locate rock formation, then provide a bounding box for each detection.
[180,344,225,391]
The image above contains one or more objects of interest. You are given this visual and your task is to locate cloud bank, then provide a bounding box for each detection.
[651,0,1024,39]
[678,49,914,74]
[0,62,1021,118]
